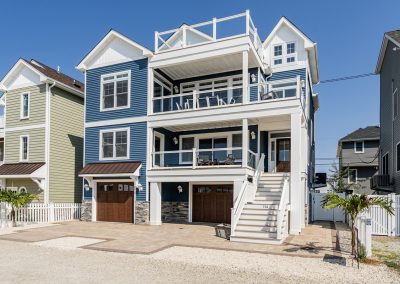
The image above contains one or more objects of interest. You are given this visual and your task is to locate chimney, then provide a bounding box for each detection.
[57,66,61,73]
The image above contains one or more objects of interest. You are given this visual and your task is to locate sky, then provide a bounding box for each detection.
[0,0,398,173]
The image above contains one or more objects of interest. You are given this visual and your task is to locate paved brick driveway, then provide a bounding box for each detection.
[0,221,341,258]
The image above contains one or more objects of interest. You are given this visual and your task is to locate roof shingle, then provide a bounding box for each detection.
[387,30,400,44]
[339,126,380,142]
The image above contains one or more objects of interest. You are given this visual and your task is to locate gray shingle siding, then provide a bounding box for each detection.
[379,40,400,193]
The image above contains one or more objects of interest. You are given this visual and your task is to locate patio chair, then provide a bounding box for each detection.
[219,154,235,165]
[175,102,183,110]
[229,97,236,105]
[260,91,275,101]
[197,154,213,166]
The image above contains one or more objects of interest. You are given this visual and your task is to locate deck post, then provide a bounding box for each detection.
[212,17,217,40]
[154,31,159,53]
[150,182,162,225]
[290,112,302,234]
[242,118,248,167]
[242,50,249,103]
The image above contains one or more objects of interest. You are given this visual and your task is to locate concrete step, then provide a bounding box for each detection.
[247,200,279,205]
[254,196,281,202]
[241,209,278,215]
[234,230,278,239]
[236,224,277,232]
[240,213,278,221]
[244,203,279,210]
[237,219,278,226]
[257,187,283,192]
[255,191,282,197]
[230,235,282,245]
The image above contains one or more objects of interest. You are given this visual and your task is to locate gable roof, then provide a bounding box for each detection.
[77,29,153,72]
[263,17,320,84]
[0,58,84,96]
[339,126,380,142]
[376,30,400,73]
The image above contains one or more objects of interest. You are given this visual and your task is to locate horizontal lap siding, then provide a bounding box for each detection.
[85,122,147,201]
[6,178,43,200]
[4,128,45,163]
[268,68,306,82]
[49,87,84,203]
[86,59,148,122]
[5,84,46,128]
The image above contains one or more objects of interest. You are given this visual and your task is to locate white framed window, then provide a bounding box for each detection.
[272,42,297,66]
[99,128,130,160]
[348,169,357,184]
[354,141,364,153]
[20,135,29,162]
[20,93,30,119]
[270,79,297,99]
[100,70,131,111]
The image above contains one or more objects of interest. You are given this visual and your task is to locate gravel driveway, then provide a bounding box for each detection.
[0,240,398,283]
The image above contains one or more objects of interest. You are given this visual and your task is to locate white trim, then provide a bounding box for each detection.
[85,116,148,128]
[268,130,291,172]
[154,131,165,167]
[19,135,29,162]
[99,127,130,161]
[20,92,30,120]
[348,168,358,184]
[100,70,131,112]
[5,123,46,133]
[354,141,364,153]
[376,34,400,73]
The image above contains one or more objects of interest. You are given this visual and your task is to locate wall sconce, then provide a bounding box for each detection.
[250,131,256,140]
[84,184,91,191]
[177,185,183,193]
[135,183,143,191]
[173,86,179,93]
[173,137,179,145]
[250,74,257,83]
[301,80,305,88]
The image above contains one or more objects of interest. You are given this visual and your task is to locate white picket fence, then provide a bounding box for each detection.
[364,194,400,236]
[0,202,81,227]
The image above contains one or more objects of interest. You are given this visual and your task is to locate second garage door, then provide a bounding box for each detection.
[192,184,233,223]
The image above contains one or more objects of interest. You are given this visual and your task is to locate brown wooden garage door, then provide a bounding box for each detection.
[97,182,135,223]
[192,184,233,223]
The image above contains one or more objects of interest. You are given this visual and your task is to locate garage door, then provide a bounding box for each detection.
[97,182,135,223]
[193,184,233,223]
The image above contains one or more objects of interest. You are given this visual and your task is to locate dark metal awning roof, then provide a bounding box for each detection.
[79,161,142,177]
[0,163,45,176]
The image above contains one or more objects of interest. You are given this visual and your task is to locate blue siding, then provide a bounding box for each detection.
[267,68,306,82]
[86,59,148,122]
[85,122,148,201]
[250,85,258,102]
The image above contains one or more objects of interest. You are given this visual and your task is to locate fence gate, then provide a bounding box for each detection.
[311,192,346,222]
[367,204,389,236]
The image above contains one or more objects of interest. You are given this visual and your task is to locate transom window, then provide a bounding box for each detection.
[101,71,130,111]
[273,42,296,66]
[100,128,129,160]
[20,93,29,119]
[354,141,364,153]
[20,135,29,161]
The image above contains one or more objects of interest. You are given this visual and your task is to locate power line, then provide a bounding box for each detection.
[319,73,376,84]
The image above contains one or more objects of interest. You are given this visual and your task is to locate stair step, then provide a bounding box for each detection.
[244,203,279,210]
[254,196,281,201]
[236,225,277,232]
[241,209,278,215]
[240,214,277,220]
[234,230,278,239]
[257,187,283,192]
[255,191,282,196]
[230,236,282,245]
[238,219,278,226]
[248,200,279,205]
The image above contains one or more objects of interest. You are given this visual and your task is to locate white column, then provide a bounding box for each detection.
[300,118,307,228]
[147,127,153,170]
[242,50,249,103]
[148,67,154,115]
[290,112,302,234]
[233,179,243,203]
[92,182,97,222]
[150,182,162,225]
[242,118,248,167]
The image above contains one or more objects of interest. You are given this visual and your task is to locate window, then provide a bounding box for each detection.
[382,153,389,175]
[181,137,194,163]
[101,71,130,111]
[274,45,283,56]
[397,143,400,172]
[287,43,296,54]
[20,136,28,161]
[354,141,364,153]
[271,81,297,98]
[348,169,357,184]
[232,134,242,160]
[100,129,129,160]
[273,42,296,66]
[20,93,29,119]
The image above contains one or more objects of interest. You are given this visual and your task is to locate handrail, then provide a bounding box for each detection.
[276,175,290,240]
[231,153,265,235]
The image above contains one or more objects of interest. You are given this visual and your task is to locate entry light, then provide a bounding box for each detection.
[84,184,90,191]
[135,183,143,191]
[174,86,179,93]
[250,131,256,140]
[250,74,257,83]
[177,185,183,193]
[173,137,179,145]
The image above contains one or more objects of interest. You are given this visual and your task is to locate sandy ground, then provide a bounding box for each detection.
[0,239,398,284]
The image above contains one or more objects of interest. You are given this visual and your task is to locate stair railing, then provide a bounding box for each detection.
[231,154,265,235]
[276,175,290,240]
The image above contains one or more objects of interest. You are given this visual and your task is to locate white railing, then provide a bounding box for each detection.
[155,10,263,56]
[152,147,250,169]
[276,175,290,240]
[0,202,81,227]
[231,154,265,235]
[153,85,243,113]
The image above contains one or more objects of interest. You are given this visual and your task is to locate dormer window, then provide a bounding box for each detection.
[273,42,297,66]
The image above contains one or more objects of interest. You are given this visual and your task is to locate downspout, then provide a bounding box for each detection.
[44,81,56,203]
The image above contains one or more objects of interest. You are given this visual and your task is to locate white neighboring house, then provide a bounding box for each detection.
[78,11,320,244]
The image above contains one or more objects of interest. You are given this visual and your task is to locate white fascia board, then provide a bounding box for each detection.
[43,79,84,98]
[306,43,320,84]
[0,59,48,91]
[30,164,47,179]
[147,168,248,182]
[77,30,153,72]
[85,115,147,128]
[376,34,400,74]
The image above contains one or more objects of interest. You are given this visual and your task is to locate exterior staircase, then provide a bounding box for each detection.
[230,173,289,244]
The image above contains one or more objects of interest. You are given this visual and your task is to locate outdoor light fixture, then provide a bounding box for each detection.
[135,183,143,191]
[250,131,256,140]
[250,73,257,83]
[173,86,179,93]
[84,184,90,191]
[301,80,306,88]
[173,137,179,145]
[177,185,183,193]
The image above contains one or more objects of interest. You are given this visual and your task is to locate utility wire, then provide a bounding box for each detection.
[319,73,376,84]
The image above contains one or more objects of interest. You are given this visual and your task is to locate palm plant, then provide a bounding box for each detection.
[322,193,394,255]
[0,190,39,227]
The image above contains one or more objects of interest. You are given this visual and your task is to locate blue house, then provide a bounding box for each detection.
[78,11,320,244]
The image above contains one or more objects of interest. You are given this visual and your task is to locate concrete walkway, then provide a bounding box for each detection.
[0,220,340,258]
